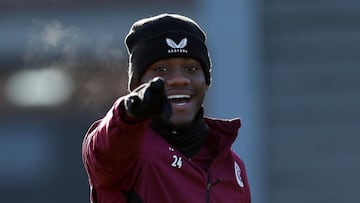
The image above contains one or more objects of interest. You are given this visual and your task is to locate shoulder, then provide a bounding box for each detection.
[204,117,241,132]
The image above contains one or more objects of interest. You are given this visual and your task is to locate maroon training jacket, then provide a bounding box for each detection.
[82,97,251,203]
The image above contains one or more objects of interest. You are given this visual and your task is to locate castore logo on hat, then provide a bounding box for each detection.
[166,38,188,53]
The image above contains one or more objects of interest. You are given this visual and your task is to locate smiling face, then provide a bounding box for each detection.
[140,58,209,126]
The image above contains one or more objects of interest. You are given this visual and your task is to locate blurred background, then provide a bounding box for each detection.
[1,0,360,202]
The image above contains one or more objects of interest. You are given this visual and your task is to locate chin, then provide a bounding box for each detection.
[169,117,193,127]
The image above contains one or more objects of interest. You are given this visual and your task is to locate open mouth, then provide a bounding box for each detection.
[167,94,191,104]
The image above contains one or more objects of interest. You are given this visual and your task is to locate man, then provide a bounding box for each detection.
[82,13,251,202]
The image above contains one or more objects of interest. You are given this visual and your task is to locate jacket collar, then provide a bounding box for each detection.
[204,117,241,153]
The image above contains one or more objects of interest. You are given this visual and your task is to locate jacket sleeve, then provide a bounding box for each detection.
[82,96,151,188]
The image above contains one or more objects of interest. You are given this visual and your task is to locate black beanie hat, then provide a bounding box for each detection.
[125,13,212,91]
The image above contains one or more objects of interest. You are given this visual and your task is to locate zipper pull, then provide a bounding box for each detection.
[207,179,222,190]
[207,182,211,191]
[206,178,223,202]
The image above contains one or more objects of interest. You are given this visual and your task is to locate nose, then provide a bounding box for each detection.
[166,70,190,86]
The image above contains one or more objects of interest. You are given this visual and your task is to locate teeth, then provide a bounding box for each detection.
[167,94,191,99]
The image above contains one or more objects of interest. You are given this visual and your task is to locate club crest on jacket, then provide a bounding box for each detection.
[234,161,244,188]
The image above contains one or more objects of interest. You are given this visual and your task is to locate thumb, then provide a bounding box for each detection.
[148,77,164,92]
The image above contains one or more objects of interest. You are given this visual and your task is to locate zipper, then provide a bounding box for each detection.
[205,174,222,203]
[205,144,229,202]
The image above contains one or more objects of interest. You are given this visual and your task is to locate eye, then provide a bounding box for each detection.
[153,66,168,72]
[185,65,200,72]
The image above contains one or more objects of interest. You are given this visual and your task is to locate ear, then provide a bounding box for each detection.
[204,84,209,92]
